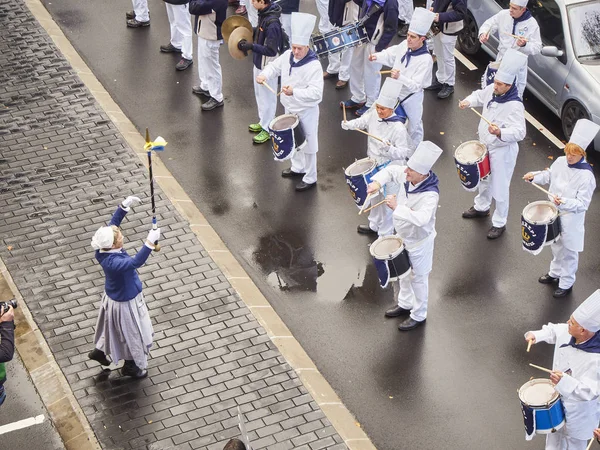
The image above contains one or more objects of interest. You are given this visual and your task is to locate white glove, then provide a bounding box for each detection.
[341,121,351,130]
[122,196,141,209]
[146,228,160,244]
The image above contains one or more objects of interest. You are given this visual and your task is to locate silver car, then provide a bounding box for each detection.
[457,0,600,150]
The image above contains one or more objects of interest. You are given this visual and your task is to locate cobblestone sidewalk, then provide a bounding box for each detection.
[0,1,347,449]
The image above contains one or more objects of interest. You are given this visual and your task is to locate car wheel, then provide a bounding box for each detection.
[458,12,480,56]
[561,100,589,140]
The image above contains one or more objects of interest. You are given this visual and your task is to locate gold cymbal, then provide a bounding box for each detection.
[228,27,253,60]
[222,15,252,43]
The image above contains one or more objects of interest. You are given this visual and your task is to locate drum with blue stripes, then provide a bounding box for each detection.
[344,158,386,208]
[269,114,307,161]
[370,236,411,288]
[521,201,561,256]
[518,379,565,437]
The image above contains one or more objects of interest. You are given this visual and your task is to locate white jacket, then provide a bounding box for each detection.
[371,166,438,249]
[531,157,596,252]
[260,50,324,114]
[343,109,414,166]
[527,323,600,440]
[479,10,542,60]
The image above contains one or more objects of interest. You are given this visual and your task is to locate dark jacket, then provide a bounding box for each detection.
[278,0,299,14]
[0,321,15,390]
[432,0,466,35]
[252,4,284,70]
[355,0,398,52]
[189,0,228,40]
[329,0,351,27]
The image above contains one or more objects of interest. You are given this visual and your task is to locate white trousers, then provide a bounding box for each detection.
[132,0,149,22]
[402,91,424,146]
[197,37,223,102]
[247,0,258,27]
[316,0,333,34]
[165,4,193,60]
[350,43,382,107]
[253,66,278,130]
[327,48,353,81]
[549,239,579,289]
[368,198,394,236]
[546,430,588,450]
[393,235,435,322]
[397,0,413,23]
[432,33,457,86]
[289,106,320,184]
[282,14,292,38]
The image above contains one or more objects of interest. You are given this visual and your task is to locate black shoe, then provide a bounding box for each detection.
[397,23,409,38]
[437,84,454,99]
[539,273,559,284]
[357,224,377,235]
[553,287,572,298]
[385,305,411,318]
[126,10,136,20]
[175,57,193,71]
[201,98,224,111]
[160,43,182,53]
[487,226,506,239]
[281,168,305,178]
[398,317,426,331]
[127,18,150,28]
[296,181,316,192]
[192,85,210,97]
[425,80,443,91]
[462,206,490,219]
[121,360,148,378]
[88,349,110,366]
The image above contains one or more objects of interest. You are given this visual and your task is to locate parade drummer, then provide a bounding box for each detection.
[342,78,414,236]
[88,196,158,379]
[369,7,435,146]
[238,0,284,145]
[525,289,600,450]
[323,0,360,89]
[478,0,541,97]
[257,12,324,192]
[523,119,599,298]
[458,49,527,240]
[367,141,442,331]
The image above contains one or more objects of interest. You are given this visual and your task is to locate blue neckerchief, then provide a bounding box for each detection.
[568,156,594,173]
[400,44,429,68]
[487,83,522,108]
[512,9,532,35]
[365,0,386,11]
[289,49,318,75]
[404,171,439,196]
[379,114,403,123]
[560,331,600,354]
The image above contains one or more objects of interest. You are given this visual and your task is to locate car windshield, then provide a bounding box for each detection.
[568,0,600,61]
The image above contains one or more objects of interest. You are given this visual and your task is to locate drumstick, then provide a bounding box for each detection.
[379,70,393,74]
[354,128,386,143]
[526,340,533,352]
[528,181,564,204]
[470,107,495,127]
[502,31,528,41]
[261,81,277,95]
[343,102,347,122]
[359,198,388,215]
[529,363,558,375]
[585,438,594,450]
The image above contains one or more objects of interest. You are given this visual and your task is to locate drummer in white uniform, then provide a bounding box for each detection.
[523,119,599,298]
[257,13,324,192]
[458,49,526,240]
[366,141,442,331]
[369,7,435,146]
[525,289,600,450]
[342,78,414,236]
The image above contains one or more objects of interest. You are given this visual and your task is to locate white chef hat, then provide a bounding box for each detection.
[573,289,600,332]
[495,49,528,85]
[408,7,436,36]
[407,141,443,175]
[291,12,317,46]
[376,78,403,109]
[569,119,600,150]
[91,226,114,250]
[510,0,529,7]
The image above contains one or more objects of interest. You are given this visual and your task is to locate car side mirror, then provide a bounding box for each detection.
[541,46,564,58]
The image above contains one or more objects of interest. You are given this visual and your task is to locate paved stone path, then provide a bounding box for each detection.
[0,1,347,448]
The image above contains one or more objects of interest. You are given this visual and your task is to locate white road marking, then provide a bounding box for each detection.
[453,49,478,71]
[525,111,565,149]
[0,415,45,435]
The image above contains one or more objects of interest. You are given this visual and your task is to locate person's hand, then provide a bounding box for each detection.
[488,124,501,136]
[0,306,14,323]
[256,74,267,84]
[367,181,381,195]
[479,33,489,44]
[516,37,527,47]
[122,196,141,209]
[146,228,160,246]
[368,53,377,61]
[523,172,534,182]
[341,121,351,130]
[458,100,470,109]
[553,195,562,206]
[593,428,600,441]
[237,39,253,52]
[391,69,400,79]
[550,370,563,385]
[525,332,536,344]
[433,13,440,22]
[282,85,293,96]
[385,194,397,210]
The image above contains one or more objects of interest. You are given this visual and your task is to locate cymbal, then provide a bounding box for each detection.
[228,27,253,60]
[222,15,252,43]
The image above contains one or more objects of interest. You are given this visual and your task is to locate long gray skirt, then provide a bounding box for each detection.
[93,292,154,370]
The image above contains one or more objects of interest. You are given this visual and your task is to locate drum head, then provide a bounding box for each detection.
[523,201,558,224]
[518,379,559,406]
[346,158,377,176]
[370,236,404,259]
[455,141,486,164]
[271,114,299,131]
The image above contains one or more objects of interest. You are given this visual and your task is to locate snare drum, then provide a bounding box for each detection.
[311,23,368,57]
[370,235,411,288]
[481,60,501,89]
[521,201,561,255]
[345,158,385,208]
[518,378,565,438]
[269,114,307,161]
[454,140,491,191]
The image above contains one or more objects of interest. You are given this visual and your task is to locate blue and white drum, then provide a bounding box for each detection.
[521,201,561,256]
[269,114,306,161]
[345,158,384,208]
[311,23,369,58]
[454,140,490,191]
[518,379,565,437]
[370,236,411,288]
[481,60,500,88]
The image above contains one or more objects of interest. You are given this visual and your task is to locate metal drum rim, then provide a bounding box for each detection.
[345,157,378,177]
[455,140,487,164]
[269,114,300,132]
[518,378,560,406]
[522,200,559,225]
[369,235,406,259]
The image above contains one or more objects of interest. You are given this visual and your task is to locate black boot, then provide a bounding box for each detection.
[88,348,111,366]
[121,360,148,378]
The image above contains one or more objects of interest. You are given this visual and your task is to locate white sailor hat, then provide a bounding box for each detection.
[91,226,114,250]
[569,119,600,150]
[376,78,403,109]
[407,141,443,175]
[573,289,600,332]
[510,0,529,7]
[495,48,528,85]
[408,7,436,36]
[291,12,317,46]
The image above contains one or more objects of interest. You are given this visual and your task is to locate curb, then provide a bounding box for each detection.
[22,0,377,448]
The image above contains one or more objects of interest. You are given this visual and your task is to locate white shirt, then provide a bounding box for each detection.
[479,10,542,60]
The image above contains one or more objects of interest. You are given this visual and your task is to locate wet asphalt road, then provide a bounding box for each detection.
[40,1,600,448]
